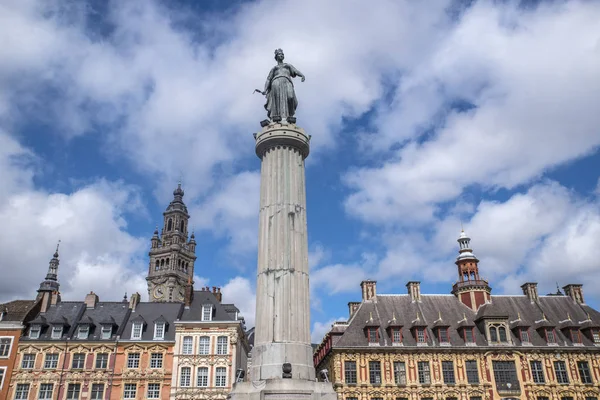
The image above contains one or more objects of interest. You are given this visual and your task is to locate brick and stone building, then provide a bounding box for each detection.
[314,231,600,400]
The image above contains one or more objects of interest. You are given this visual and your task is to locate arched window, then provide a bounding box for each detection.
[155,260,159,271]
[490,327,498,342]
[167,219,172,231]
[180,220,185,233]
[499,326,507,342]
[160,259,165,267]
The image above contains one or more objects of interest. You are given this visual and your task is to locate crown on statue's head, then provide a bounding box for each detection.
[274,48,284,55]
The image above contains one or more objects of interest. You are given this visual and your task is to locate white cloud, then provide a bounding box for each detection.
[309,243,330,270]
[221,276,256,328]
[311,317,343,344]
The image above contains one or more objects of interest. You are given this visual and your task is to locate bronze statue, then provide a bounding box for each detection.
[256,49,305,122]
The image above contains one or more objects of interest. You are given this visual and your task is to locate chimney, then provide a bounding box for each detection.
[563,284,584,304]
[84,291,99,308]
[129,292,141,311]
[212,287,222,303]
[407,281,421,302]
[360,280,377,302]
[348,302,360,318]
[521,282,539,302]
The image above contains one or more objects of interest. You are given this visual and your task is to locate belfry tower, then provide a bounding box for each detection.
[37,244,62,312]
[451,230,491,311]
[146,183,197,302]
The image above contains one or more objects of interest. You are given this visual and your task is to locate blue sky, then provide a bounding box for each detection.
[1,0,599,342]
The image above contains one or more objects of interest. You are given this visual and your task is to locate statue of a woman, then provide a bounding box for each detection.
[262,49,305,122]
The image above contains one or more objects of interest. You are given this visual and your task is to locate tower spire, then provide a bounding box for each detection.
[37,242,62,311]
[451,230,491,311]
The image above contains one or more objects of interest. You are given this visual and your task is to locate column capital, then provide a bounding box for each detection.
[255,122,310,159]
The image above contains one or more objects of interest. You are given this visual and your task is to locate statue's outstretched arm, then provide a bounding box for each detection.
[289,65,306,82]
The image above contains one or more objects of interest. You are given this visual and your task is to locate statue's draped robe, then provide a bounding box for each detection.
[264,63,301,120]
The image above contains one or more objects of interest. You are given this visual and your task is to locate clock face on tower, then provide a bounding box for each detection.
[153,285,165,300]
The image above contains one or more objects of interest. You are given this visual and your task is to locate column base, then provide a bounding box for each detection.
[228,379,337,400]
[250,342,315,381]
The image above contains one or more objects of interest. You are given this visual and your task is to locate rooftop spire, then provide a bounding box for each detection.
[38,242,61,296]
[456,229,478,262]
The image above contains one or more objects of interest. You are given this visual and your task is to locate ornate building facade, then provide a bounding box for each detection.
[314,231,600,400]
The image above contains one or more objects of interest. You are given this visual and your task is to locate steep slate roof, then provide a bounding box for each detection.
[71,302,130,341]
[121,302,184,341]
[180,290,238,322]
[325,293,600,349]
[0,300,37,322]
[22,302,85,341]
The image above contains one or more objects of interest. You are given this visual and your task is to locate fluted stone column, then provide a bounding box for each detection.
[251,122,314,381]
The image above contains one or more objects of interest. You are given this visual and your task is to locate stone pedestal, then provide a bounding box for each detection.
[229,122,336,400]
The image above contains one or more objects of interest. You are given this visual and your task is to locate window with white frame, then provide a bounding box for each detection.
[131,322,143,340]
[545,329,557,344]
[180,367,191,387]
[0,337,12,357]
[44,353,59,369]
[21,354,35,369]
[202,305,213,321]
[14,383,30,400]
[29,324,41,339]
[154,322,165,340]
[147,383,160,399]
[182,336,193,354]
[215,367,227,387]
[217,336,228,354]
[90,384,104,400]
[77,324,89,340]
[38,383,54,400]
[0,367,5,389]
[197,367,209,386]
[71,353,85,369]
[101,325,112,339]
[391,328,402,344]
[127,353,140,369]
[592,329,600,343]
[520,328,530,343]
[66,383,81,400]
[123,383,137,399]
[199,336,210,355]
[51,326,63,339]
[150,353,163,369]
[96,353,109,369]
[416,327,427,344]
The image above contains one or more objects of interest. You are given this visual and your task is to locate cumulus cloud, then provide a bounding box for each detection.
[221,276,256,328]
[311,317,343,344]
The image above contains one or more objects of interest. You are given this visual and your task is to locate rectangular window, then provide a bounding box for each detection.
[520,328,530,343]
[442,361,455,384]
[71,353,85,369]
[593,330,600,343]
[562,397,574,400]
[215,367,227,387]
[182,336,193,354]
[546,329,556,344]
[0,337,12,358]
[14,383,30,400]
[0,368,4,389]
[465,328,475,343]
[344,361,357,384]
[90,384,104,400]
[96,353,108,369]
[538,397,550,400]
[198,336,210,355]
[29,325,41,339]
[197,367,209,386]
[417,361,431,384]
[154,322,165,340]
[416,328,427,343]
[554,361,569,384]
[180,366,191,386]
[127,353,140,369]
[77,325,89,340]
[369,361,381,384]
[131,323,143,340]
[202,305,212,321]
[470,397,482,400]
[393,361,406,385]
[439,328,449,343]
[123,383,136,399]
[585,397,598,400]
[101,325,112,339]
[578,361,593,384]
[66,383,81,400]
[38,383,53,400]
[44,353,59,369]
[492,361,520,391]
[147,383,160,399]
[465,360,479,384]
[368,327,379,343]
[51,326,63,339]
[21,354,35,369]
[392,328,402,343]
[530,360,545,384]
[150,353,163,369]
[217,336,228,354]
[571,329,582,344]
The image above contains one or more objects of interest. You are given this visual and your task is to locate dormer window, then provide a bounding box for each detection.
[77,324,89,339]
[592,329,600,344]
[154,322,165,340]
[201,305,213,322]
[438,328,450,344]
[545,328,557,344]
[463,328,475,344]
[29,325,41,339]
[520,328,530,343]
[131,322,143,340]
[570,328,582,344]
[367,327,379,344]
[415,327,427,344]
[488,323,509,344]
[390,328,402,344]
[51,326,63,339]
[101,325,112,340]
